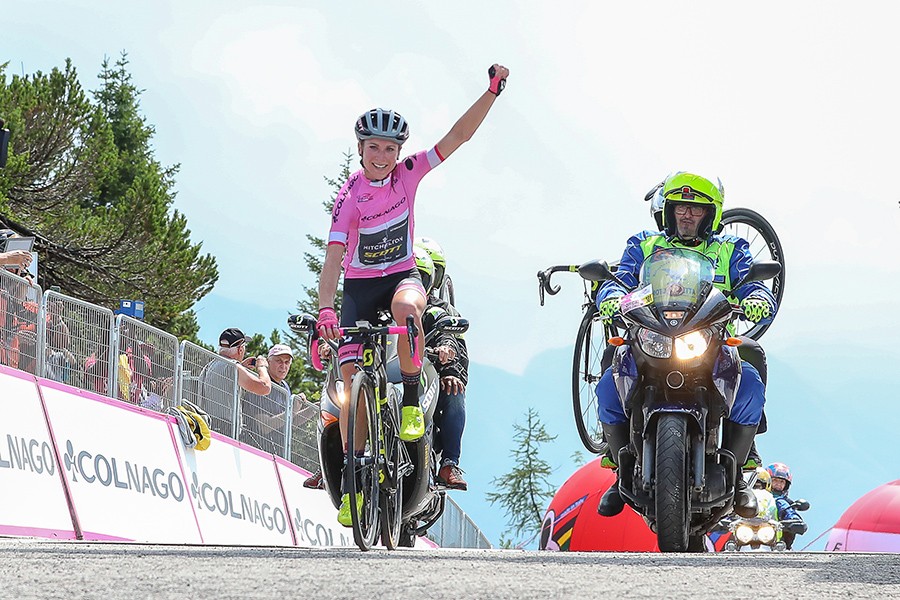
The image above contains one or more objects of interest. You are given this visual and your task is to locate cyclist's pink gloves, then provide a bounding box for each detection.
[488,64,507,96]
[316,307,339,338]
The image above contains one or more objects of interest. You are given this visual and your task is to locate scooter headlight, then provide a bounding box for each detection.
[674,329,712,360]
[637,328,672,359]
[757,524,776,544]
[735,524,754,544]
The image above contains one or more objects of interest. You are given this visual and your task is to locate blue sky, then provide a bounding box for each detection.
[7,1,900,547]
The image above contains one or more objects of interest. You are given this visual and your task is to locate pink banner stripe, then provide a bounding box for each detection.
[0,524,78,540]
[80,531,134,542]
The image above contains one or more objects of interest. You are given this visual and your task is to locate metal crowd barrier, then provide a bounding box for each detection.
[42,290,116,395]
[290,397,319,472]
[109,314,179,411]
[178,340,240,438]
[0,269,43,376]
[429,496,493,549]
[240,383,292,459]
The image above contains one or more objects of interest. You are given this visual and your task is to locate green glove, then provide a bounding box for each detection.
[598,295,622,320]
[741,296,772,323]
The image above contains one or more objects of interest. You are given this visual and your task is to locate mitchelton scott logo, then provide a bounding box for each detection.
[190,472,288,534]
[62,440,185,502]
[0,433,57,477]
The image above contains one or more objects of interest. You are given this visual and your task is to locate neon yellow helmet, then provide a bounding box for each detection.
[753,467,772,492]
[413,245,435,294]
[661,172,725,239]
[415,237,446,290]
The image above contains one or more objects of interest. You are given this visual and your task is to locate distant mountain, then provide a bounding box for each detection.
[450,343,898,550]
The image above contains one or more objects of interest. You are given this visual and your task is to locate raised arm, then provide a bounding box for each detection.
[435,64,509,161]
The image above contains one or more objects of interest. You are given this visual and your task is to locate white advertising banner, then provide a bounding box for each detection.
[276,459,355,548]
[39,381,202,543]
[0,368,76,539]
[178,436,294,546]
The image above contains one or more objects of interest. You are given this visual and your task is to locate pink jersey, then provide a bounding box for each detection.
[329,147,443,278]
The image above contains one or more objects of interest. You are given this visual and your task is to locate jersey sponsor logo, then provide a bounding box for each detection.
[358,216,410,266]
[360,197,406,223]
[358,193,373,203]
[332,173,359,223]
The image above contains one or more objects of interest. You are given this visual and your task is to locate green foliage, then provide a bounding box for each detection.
[486,407,558,547]
[0,54,217,342]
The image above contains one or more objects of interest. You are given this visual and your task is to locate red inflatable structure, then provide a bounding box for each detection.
[826,479,900,552]
[540,458,658,552]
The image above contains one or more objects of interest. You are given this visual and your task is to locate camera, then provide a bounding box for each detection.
[248,357,257,367]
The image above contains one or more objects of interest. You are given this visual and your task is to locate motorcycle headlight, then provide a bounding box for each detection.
[757,524,776,544]
[735,524,754,544]
[674,329,712,360]
[638,328,672,359]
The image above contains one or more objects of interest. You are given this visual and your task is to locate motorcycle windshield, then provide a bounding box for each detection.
[622,247,716,313]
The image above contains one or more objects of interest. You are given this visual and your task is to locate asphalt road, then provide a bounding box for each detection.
[0,539,897,599]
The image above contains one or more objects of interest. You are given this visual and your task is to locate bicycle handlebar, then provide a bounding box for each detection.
[536,264,578,306]
[309,316,422,372]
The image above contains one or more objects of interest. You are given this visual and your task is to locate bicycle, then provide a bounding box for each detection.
[537,207,786,454]
[307,315,421,551]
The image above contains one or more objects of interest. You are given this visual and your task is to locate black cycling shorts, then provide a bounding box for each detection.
[339,268,424,364]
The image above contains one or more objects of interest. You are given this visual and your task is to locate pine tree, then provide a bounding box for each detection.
[486,407,559,547]
[0,55,217,342]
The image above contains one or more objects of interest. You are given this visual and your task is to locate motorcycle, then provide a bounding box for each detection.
[721,498,810,551]
[578,247,780,552]
[288,312,468,547]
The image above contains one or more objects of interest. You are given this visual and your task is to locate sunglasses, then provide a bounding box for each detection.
[672,204,708,217]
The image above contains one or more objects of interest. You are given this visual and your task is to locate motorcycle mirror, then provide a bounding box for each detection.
[732,261,782,291]
[577,260,613,282]
[791,499,811,512]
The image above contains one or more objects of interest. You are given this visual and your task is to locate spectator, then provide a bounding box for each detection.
[198,328,271,436]
[44,304,75,384]
[241,344,307,456]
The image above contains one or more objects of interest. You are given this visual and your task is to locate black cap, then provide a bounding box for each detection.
[219,328,250,348]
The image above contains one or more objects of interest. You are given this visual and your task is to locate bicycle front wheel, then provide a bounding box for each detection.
[347,372,381,551]
[720,207,786,340]
[379,387,405,550]
[572,306,609,454]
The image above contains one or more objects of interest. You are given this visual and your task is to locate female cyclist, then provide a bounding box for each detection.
[316,64,509,525]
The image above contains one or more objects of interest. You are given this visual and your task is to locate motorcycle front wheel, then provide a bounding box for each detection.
[655,413,691,552]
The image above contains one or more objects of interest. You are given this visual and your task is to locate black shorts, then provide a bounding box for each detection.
[339,268,424,364]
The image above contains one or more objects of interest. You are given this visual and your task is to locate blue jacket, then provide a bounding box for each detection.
[596,230,777,327]
[774,494,802,522]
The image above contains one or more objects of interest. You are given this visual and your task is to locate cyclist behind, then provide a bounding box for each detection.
[767,462,808,549]
[594,172,777,520]
[414,243,469,490]
[417,236,450,303]
[316,64,509,525]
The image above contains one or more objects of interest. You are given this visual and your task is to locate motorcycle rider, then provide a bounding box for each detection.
[751,467,778,521]
[595,172,777,520]
[767,462,808,549]
[315,64,509,526]
[646,179,769,468]
[414,243,469,490]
